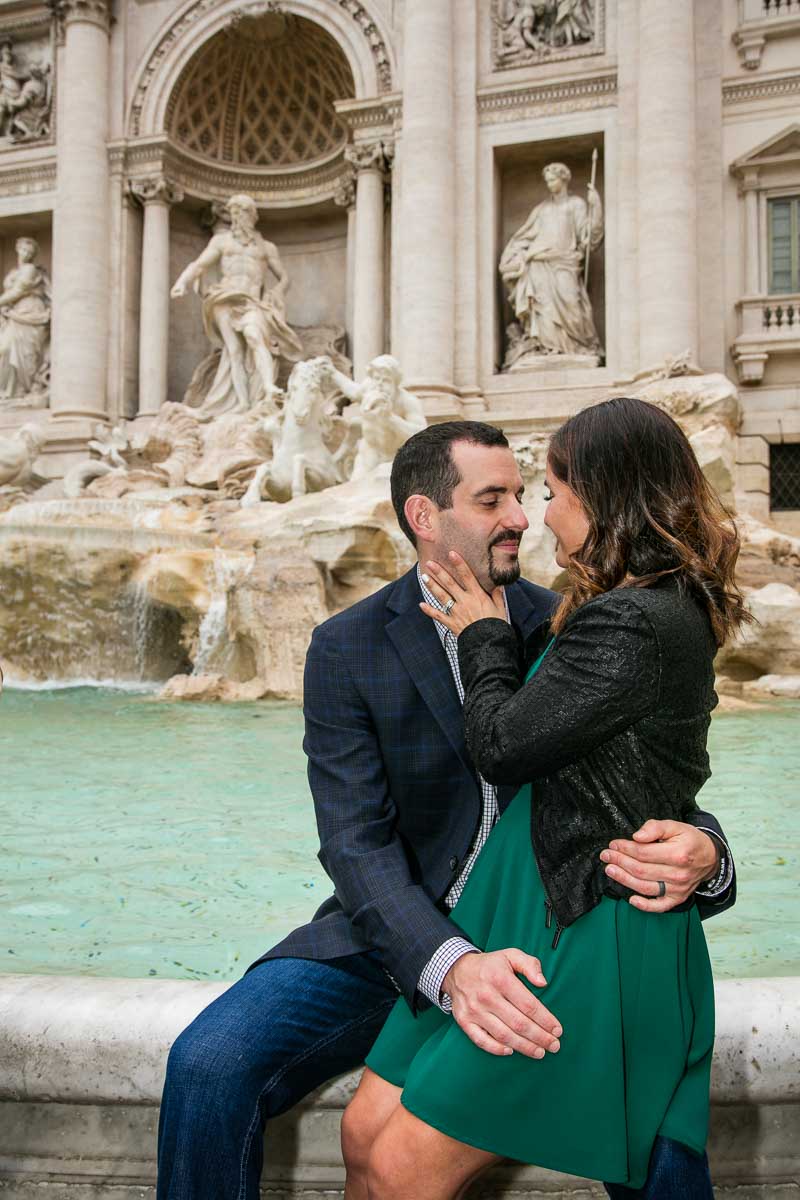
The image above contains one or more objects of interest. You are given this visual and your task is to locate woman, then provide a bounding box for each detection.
[341,397,749,1199]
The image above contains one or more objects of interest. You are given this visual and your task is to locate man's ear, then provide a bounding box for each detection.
[404,494,437,545]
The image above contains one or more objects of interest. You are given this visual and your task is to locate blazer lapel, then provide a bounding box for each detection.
[385,570,475,780]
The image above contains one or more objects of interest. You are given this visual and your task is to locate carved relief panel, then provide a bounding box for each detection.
[0,13,54,149]
[491,0,604,70]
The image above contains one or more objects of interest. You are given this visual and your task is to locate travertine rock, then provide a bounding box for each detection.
[742,674,800,700]
[717,582,800,679]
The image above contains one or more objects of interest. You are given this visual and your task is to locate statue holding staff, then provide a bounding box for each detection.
[499,160,603,369]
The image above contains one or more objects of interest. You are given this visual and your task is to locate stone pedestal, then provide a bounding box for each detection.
[396,0,455,399]
[131,177,184,416]
[49,0,112,422]
[344,142,391,380]
[637,2,697,366]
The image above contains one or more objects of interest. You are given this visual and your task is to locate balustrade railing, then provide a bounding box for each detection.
[763,300,800,330]
[761,0,800,15]
[740,0,800,18]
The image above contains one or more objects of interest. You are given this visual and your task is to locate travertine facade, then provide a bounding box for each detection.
[0,1,796,513]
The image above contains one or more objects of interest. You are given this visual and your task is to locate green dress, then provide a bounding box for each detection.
[365,645,714,1189]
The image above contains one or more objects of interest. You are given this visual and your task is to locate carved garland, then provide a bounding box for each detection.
[130,0,393,138]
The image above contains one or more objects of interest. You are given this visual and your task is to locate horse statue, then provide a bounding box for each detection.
[241,356,341,506]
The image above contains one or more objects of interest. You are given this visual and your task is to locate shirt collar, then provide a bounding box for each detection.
[416,563,509,647]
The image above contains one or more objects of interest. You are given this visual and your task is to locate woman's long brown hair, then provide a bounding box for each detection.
[548,396,751,646]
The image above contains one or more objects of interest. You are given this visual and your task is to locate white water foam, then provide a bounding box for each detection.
[4,677,159,693]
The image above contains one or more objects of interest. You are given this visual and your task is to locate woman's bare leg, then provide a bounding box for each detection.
[367,1102,501,1200]
[342,1068,403,1200]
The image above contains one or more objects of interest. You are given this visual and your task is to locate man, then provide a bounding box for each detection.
[171,194,302,415]
[158,422,734,1200]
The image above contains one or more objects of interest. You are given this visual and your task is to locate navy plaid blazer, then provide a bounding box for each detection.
[257,566,733,1006]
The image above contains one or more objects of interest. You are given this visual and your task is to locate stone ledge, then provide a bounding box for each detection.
[0,975,798,1198]
[1,974,798,1107]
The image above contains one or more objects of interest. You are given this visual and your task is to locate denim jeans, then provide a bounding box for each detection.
[157,952,396,1200]
[158,955,713,1200]
[605,1136,715,1199]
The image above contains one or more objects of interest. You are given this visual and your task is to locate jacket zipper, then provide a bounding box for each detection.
[543,898,563,949]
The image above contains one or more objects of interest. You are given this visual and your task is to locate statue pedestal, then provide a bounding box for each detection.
[505,350,601,374]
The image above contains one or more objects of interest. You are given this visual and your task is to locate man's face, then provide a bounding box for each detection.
[433,442,529,591]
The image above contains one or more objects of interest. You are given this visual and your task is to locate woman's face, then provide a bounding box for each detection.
[543,461,590,568]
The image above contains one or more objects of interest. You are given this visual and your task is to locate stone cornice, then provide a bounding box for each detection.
[0,147,55,197]
[0,3,52,36]
[723,71,800,106]
[477,71,617,124]
[335,93,402,136]
[113,136,353,208]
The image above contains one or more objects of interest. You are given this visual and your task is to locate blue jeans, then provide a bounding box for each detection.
[605,1136,714,1199]
[157,953,396,1200]
[158,954,713,1200]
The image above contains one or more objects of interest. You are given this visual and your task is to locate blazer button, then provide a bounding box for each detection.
[449,856,459,871]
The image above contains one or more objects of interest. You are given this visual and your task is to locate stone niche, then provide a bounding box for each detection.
[166,200,348,406]
[495,132,606,375]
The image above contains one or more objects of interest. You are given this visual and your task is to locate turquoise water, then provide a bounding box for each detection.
[1,689,798,982]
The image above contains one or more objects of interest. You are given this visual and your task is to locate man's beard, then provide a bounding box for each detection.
[488,531,522,586]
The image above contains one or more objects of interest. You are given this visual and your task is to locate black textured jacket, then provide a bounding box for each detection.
[458,578,724,934]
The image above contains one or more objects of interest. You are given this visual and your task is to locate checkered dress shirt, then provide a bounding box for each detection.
[415,565,508,1010]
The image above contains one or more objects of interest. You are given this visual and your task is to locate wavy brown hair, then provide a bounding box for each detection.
[548,396,751,646]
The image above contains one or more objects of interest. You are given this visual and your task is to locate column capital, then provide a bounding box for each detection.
[737,166,761,196]
[49,0,112,34]
[333,164,356,210]
[130,176,184,208]
[344,138,394,176]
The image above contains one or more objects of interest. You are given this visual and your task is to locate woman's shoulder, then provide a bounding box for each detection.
[564,580,708,643]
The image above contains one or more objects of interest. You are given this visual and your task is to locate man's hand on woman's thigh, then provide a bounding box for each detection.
[443,949,562,1060]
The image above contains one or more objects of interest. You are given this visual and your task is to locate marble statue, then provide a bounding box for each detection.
[0,237,51,405]
[171,193,302,418]
[499,161,603,370]
[320,355,427,480]
[241,357,341,506]
[0,422,46,490]
[494,0,594,60]
[0,38,52,143]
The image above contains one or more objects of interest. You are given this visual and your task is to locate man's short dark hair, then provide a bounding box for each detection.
[390,421,509,545]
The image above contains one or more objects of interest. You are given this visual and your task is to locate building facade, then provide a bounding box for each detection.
[0,0,798,527]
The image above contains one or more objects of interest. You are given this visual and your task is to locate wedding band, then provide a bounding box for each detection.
[656,880,666,898]
[444,598,456,616]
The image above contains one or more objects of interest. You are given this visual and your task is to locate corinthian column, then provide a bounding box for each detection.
[131,177,184,415]
[637,2,697,365]
[396,0,455,399]
[344,140,391,379]
[334,164,357,357]
[49,0,112,421]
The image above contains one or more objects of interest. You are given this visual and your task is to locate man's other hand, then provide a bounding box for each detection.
[600,819,718,912]
[443,949,562,1059]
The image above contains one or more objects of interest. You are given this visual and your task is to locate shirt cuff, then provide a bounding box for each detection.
[417,937,479,1012]
[694,828,734,898]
